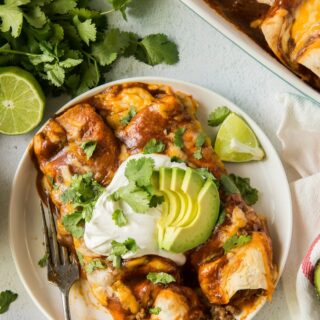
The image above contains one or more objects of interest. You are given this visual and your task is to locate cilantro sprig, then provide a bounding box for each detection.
[60,173,104,237]
[110,157,164,213]
[112,209,128,227]
[0,1,179,97]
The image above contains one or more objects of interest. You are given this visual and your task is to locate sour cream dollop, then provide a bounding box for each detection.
[84,154,187,265]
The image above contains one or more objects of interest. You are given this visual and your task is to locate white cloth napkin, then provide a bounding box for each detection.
[277,93,320,320]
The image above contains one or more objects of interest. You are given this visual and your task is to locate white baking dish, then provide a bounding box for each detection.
[180,0,320,104]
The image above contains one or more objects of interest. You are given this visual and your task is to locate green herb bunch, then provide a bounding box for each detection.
[0,0,179,96]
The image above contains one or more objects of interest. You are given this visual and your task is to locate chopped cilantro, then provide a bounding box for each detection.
[0,290,18,314]
[143,139,166,154]
[149,307,161,315]
[149,195,165,208]
[208,106,231,127]
[193,149,203,160]
[85,259,105,273]
[229,174,259,205]
[120,106,137,125]
[38,252,49,268]
[223,234,252,253]
[195,132,206,148]
[220,174,240,195]
[196,168,216,180]
[173,127,186,148]
[112,209,128,227]
[60,173,104,221]
[108,238,138,268]
[81,140,97,160]
[146,272,176,285]
[193,132,206,160]
[61,212,84,238]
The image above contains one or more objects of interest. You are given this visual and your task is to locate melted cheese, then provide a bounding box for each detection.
[151,289,189,320]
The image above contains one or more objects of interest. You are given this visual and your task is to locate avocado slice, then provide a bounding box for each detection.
[160,179,220,253]
[170,167,187,225]
[172,168,204,227]
[314,260,320,297]
[158,167,181,240]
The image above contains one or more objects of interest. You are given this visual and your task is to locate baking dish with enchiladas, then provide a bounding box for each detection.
[9,78,292,320]
[181,0,320,103]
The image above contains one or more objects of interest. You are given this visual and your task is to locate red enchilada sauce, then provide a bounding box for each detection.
[204,0,271,50]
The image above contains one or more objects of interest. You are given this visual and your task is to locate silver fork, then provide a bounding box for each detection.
[40,196,80,320]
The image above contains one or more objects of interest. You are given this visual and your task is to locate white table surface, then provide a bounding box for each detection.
[0,0,299,319]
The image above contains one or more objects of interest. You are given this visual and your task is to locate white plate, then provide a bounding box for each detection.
[180,0,320,104]
[9,77,292,320]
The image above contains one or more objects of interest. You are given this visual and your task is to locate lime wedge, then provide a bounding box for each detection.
[0,67,45,135]
[214,113,265,162]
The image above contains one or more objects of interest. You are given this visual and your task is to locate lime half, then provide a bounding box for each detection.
[0,67,45,135]
[214,113,265,162]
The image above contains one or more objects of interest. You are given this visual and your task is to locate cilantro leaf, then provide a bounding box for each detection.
[149,307,161,315]
[73,16,96,46]
[85,259,105,273]
[120,106,136,125]
[146,272,176,285]
[92,29,136,66]
[113,184,151,213]
[38,252,49,268]
[173,127,186,148]
[229,174,259,205]
[136,34,179,66]
[24,6,47,29]
[143,139,165,154]
[43,63,65,87]
[107,0,132,20]
[61,211,84,238]
[47,0,77,14]
[0,0,30,38]
[108,238,138,268]
[81,140,97,160]
[112,209,128,227]
[208,106,231,127]
[59,58,83,68]
[125,157,155,187]
[76,59,100,95]
[223,234,252,253]
[0,290,18,314]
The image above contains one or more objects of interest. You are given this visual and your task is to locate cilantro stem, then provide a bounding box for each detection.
[0,48,42,58]
[100,9,116,15]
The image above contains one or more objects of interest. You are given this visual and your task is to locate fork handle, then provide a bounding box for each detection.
[62,289,71,320]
